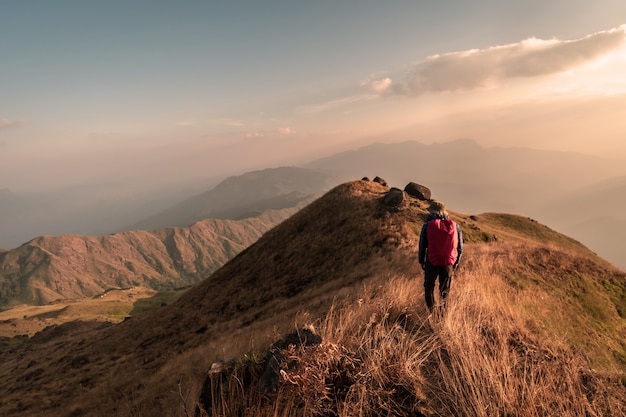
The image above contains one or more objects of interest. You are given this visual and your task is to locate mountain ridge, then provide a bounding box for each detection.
[5,140,623,250]
[0,204,302,307]
[3,140,625,270]
[125,166,338,231]
[305,139,626,268]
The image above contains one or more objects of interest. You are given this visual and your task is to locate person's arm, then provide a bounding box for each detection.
[454,224,463,268]
[418,223,428,266]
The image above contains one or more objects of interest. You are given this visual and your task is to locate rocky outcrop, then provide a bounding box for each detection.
[196,328,323,416]
[373,176,388,187]
[382,187,405,207]
[258,327,323,393]
[404,182,431,200]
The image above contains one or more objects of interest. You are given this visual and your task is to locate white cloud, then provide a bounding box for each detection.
[374,25,626,96]
[0,118,26,130]
[276,127,295,135]
[177,118,246,128]
[368,77,392,93]
[297,94,377,114]
[245,127,295,139]
[245,131,265,139]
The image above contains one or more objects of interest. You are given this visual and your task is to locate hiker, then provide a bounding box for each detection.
[418,200,463,313]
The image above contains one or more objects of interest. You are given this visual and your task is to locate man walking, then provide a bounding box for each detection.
[418,200,463,313]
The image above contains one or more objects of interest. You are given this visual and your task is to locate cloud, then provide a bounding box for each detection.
[369,78,393,93]
[0,118,26,131]
[297,94,377,114]
[176,119,197,127]
[177,118,246,128]
[276,127,294,135]
[371,25,626,96]
[209,118,245,127]
[245,127,295,139]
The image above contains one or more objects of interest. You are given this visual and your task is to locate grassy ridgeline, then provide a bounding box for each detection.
[197,243,626,417]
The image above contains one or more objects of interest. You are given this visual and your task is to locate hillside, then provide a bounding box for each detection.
[127,166,338,231]
[305,139,626,269]
[0,205,301,307]
[0,166,335,251]
[533,175,626,269]
[0,180,624,416]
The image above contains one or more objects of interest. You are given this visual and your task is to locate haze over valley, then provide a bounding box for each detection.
[2,140,626,270]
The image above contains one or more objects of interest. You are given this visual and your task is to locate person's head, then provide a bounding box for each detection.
[427,200,448,216]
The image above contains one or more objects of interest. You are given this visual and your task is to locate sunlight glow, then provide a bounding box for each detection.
[550,42,626,97]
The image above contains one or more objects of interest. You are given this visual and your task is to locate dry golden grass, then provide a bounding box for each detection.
[203,245,626,416]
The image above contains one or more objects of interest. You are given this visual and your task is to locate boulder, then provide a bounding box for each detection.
[382,187,404,207]
[373,176,388,187]
[259,327,322,393]
[404,182,431,201]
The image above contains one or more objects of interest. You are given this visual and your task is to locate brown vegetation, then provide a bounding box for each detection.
[0,180,624,416]
[204,265,626,416]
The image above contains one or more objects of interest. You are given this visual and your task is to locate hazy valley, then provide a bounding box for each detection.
[3,140,625,271]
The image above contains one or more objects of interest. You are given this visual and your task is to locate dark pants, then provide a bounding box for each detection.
[424,261,454,312]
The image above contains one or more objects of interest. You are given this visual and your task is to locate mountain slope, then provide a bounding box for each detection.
[127,166,338,231]
[533,175,626,269]
[306,139,626,270]
[0,180,624,417]
[0,206,301,307]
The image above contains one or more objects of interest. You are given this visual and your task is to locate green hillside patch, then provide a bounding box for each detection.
[0,286,163,337]
[458,212,590,250]
[129,288,188,316]
[32,306,69,319]
[491,244,626,369]
[602,276,626,319]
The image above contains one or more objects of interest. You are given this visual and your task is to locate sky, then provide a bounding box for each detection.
[2,0,626,191]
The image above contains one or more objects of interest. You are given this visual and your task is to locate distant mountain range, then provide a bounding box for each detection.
[0,166,333,307]
[1,139,624,273]
[125,166,339,231]
[533,175,626,269]
[305,139,625,214]
[0,180,209,250]
[0,205,301,307]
